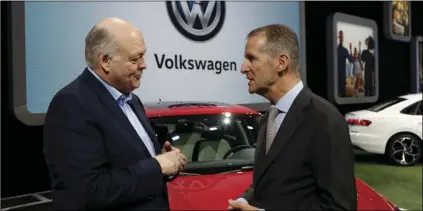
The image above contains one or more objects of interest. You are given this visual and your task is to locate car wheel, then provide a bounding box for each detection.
[385,133,422,166]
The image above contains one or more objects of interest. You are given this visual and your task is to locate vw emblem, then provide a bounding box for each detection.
[166,1,226,42]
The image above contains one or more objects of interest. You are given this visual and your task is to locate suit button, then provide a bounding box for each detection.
[147,197,153,200]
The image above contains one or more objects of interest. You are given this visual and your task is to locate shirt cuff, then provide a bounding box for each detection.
[235,197,249,205]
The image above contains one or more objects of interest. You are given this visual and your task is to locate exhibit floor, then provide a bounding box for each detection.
[354,151,422,210]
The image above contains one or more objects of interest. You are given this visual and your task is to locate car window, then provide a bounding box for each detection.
[367,98,406,112]
[150,114,256,165]
[401,100,422,115]
[242,114,263,146]
[417,102,423,115]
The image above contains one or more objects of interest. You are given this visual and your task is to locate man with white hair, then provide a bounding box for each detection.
[43,17,186,210]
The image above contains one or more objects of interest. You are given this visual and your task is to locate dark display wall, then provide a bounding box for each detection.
[1,1,423,197]
[306,1,423,114]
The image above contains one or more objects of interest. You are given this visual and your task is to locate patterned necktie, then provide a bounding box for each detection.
[266,106,280,154]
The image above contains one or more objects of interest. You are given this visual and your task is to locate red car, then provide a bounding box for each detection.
[145,101,401,211]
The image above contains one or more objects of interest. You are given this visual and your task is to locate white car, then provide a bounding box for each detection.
[345,93,422,166]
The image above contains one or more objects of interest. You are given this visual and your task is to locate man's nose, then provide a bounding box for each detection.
[139,61,147,70]
[240,63,249,74]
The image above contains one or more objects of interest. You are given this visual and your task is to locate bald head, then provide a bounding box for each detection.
[85,17,147,94]
[85,17,143,68]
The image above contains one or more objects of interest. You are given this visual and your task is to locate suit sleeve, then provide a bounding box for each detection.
[43,94,164,209]
[238,114,265,204]
[239,184,254,203]
[305,114,357,210]
[134,95,173,183]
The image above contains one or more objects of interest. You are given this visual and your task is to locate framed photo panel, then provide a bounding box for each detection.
[384,1,411,42]
[326,13,379,105]
[410,36,422,93]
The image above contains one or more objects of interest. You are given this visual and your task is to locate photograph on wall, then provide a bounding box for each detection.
[10,1,307,125]
[327,13,379,105]
[384,1,411,42]
[410,36,422,93]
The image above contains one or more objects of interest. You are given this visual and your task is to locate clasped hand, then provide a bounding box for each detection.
[154,141,187,176]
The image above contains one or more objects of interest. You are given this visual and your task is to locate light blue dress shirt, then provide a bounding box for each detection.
[273,80,304,131]
[87,67,156,157]
[236,81,304,210]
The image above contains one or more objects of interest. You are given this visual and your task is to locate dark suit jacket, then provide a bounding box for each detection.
[43,68,169,210]
[241,87,357,210]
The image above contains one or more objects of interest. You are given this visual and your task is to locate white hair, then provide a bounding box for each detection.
[84,26,119,68]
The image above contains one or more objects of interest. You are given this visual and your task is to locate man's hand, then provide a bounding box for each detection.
[154,148,186,176]
[162,141,177,153]
[228,199,258,211]
[161,141,185,172]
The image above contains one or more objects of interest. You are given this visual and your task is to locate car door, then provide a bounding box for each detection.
[414,101,422,137]
[402,100,423,138]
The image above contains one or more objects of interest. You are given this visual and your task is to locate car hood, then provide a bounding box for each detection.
[168,174,396,210]
[167,171,253,210]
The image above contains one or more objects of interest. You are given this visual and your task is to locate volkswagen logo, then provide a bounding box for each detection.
[166,1,226,42]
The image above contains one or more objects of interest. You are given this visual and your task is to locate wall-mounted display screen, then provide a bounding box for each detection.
[326,13,379,105]
[410,36,422,93]
[384,1,411,42]
[9,1,307,126]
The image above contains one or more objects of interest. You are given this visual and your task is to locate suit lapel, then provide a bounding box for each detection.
[254,87,311,185]
[254,113,268,163]
[253,113,268,186]
[130,96,161,155]
[80,68,152,157]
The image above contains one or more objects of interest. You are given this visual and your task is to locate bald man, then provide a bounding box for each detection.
[43,18,186,210]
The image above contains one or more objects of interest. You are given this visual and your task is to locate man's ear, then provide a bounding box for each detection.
[276,53,290,74]
[98,54,112,73]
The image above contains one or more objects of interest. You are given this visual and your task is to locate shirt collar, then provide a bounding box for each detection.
[273,80,304,113]
[87,67,132,105]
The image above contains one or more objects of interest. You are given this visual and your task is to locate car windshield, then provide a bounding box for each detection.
[150,113,261,174]
[366,98,406,112]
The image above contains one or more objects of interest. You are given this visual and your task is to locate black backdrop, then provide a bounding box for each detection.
[1,1,422,197]
[306,1,423,115]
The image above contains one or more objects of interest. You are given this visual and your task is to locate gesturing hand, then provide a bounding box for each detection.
[162,141,177,153]
[228,199,259,211]
[154,149,187,176]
